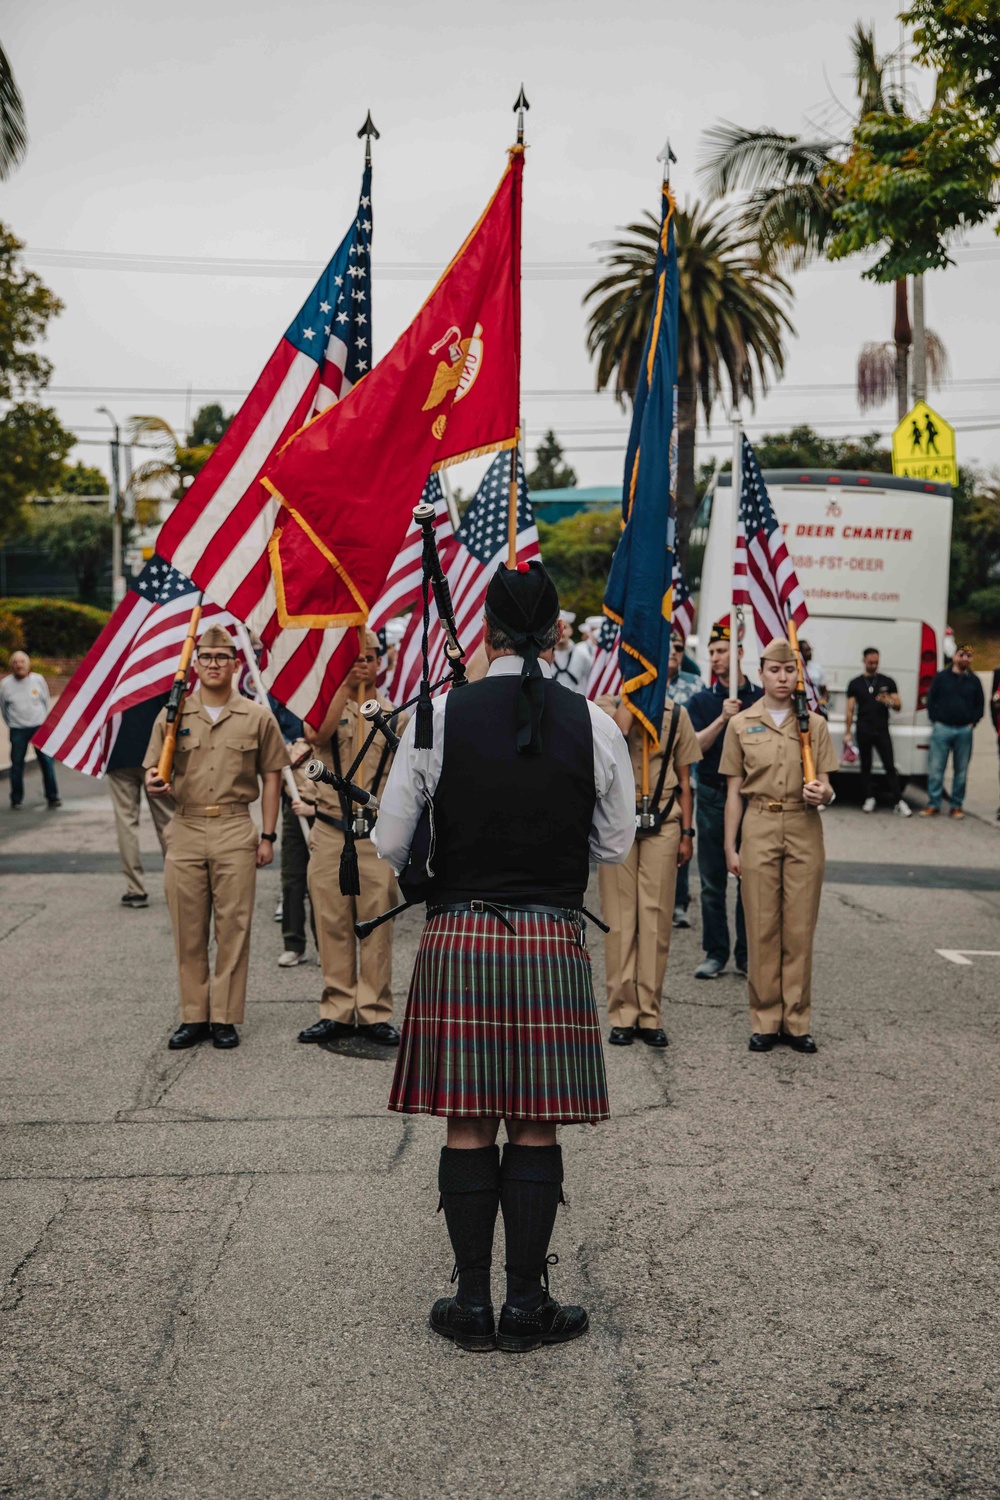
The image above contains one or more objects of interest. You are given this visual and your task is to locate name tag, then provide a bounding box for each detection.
[745,725,767,735]
[179,728,191,737]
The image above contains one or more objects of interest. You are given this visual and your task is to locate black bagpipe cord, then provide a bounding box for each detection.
[414,529,435,749]
[330,730,361,897]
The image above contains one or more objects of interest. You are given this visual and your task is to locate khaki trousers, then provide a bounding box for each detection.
[740,804,825,1036]
[599,818,681,1028]
[308,823,398,1025]
[163,811,259,1024]
[108,767,174,898]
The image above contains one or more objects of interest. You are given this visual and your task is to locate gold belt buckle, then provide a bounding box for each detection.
[767,800,782,812]
[204,805,221,817]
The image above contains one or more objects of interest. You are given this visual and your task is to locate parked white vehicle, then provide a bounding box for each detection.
[696,468,954,781]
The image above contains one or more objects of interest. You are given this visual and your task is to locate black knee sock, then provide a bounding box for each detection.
[500,1143,563,1312]
[438,1145,501,1308]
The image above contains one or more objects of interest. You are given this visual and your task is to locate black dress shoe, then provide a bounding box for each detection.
[429,1297,496,1352]
[496,1296,589,1353]
[748,1032,779,1052]
[297,1018,353,1044]
[783,1032,818,1053]
[210,1023,240,1049]
[357,1021,400,1046]
[635,1026,668,1048]
[608,1026,635,1046]
[167,1022,211,1050]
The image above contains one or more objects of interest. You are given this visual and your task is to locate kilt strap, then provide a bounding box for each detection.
[427,899,609,934]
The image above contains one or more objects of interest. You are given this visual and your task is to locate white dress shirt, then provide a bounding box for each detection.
[372,655,636,874]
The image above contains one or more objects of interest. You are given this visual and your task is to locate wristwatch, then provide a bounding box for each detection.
[681,827,696,838]
[260,831,278,843]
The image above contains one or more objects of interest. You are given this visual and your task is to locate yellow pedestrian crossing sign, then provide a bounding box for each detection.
[892,401,958,486]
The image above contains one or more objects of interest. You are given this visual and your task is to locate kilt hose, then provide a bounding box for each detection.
[389,909,610,1123]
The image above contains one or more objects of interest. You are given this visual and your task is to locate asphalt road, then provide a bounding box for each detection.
[1,766,998,1500]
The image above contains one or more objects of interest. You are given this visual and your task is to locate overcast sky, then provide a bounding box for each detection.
[5,0,999,494]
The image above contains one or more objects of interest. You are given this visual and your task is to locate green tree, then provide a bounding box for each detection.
[527,430,577,491]
[584,201,792,562]
[536,509,620,621]
[188,402,233,447]
[28,503,132,603]
[902,0,1000,119]
[747,424,893,472]
[58,460,109,495]
[0,403,74,536]
[0,42,27,181]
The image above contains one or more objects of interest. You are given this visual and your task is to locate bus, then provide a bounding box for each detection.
[695,469,954,782]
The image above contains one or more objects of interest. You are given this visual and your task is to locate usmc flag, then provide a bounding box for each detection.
[264,148,523,635]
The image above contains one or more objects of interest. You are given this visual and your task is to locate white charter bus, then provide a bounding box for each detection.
[696,469,954,782]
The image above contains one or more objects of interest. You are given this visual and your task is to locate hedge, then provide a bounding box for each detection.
[967,585,1000,631]
[0,609,25,664]
[0,597,111,658]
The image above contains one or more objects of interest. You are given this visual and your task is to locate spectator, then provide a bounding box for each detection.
[267,694,317,967]
[991,669,1000,822]
[108,694,174,907]
[844,648,911,817]
[666,627,702,930]
[1,651,60,809]
[799,638,828,710]
[922,644,985,820]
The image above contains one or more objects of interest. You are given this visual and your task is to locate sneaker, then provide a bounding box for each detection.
[949,807,965,820]
[10,802,22,810]
[273,900,284,922]
[694,956,725,980]
[121,892,149,908]
[672,906,691,929]
[919,806,939,817]
[46,798,62,809]
[277,949,306,967]
[862,796,877,814]
[894,800,912,818]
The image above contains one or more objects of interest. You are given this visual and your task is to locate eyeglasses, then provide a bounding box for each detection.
[196,652,237,666]
[356,654,378,663]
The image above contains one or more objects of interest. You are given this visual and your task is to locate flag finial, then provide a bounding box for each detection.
[358,110,380,165]
[657,138,677,184]
[513,85,530,146]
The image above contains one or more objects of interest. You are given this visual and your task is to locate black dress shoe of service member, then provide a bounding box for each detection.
[356,1021,401,1046]
[297,1019,353,1044]
[608,1026,635,1046]
[211,1023,240,1049]
[429,1297,496,1353]
[783,1032,819,1054]
[168,1022,211,1050]
[497,1296,590,1354]
[635,1026,668,1048]
[748,1032,779,1052]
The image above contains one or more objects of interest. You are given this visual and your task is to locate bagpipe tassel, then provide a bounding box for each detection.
[414,679,434,749]
[338,828,361,896]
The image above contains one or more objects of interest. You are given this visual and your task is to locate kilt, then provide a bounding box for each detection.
[388,909,610,1122]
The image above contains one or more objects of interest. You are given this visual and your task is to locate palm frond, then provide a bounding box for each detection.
[0,43,27,181]
[698,122,834,199]
[925,331,950,389]
[851,23,888,115]
[856,341,896,411]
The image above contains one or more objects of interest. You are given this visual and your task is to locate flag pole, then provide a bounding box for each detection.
[354,110,380,748]
[729,409,742,695]
[508,85,529,567]
[156,597,202,784]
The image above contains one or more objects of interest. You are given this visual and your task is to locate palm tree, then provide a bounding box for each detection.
[125,415,215,525]
[0,42,27,181]
[699,22,945,420]
[584,200,793,561]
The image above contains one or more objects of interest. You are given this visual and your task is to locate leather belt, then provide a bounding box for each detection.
[749,796,807,812]
[427,899,610,934]
[176,802,248,818]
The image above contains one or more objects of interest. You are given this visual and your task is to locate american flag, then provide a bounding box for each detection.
[386,451,539,705]
[732,433,808,649]
[155,166,373,727]
[32,556,236,776]
[586,559,696,700]
[368,473,453,634]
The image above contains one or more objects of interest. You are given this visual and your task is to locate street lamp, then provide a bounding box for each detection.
[96,406,125,605]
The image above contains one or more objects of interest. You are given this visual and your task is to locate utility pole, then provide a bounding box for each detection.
[97,406,125,605]
[911,274,927,405]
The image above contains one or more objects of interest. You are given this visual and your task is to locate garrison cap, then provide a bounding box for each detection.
[761,637,796,664]
[484,560,560,755]
[197,624,236,653]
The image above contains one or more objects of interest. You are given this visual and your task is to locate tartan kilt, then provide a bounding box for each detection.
[388,910,610,1123]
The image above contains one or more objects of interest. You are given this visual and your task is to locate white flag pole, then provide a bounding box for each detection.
[729,411,742,697]
[233,622,311,844]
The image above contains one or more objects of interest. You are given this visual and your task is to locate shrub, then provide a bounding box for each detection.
[0,608,25,665]
[1,597,110,657]
[967,585,1000,631]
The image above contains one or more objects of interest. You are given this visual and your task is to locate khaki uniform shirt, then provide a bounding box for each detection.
[144,692,288,808]
[313,693,405,819]
[597,695,701,818]
[718,702,838,797]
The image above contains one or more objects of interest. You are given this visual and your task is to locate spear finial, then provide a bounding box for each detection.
[358,110,380,165]
[657,137,677,184]
[513,85,530,146]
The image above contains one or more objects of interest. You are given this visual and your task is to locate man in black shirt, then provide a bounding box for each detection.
[686,621,762,979]
[922,644,985,818]
[844,648,911,816]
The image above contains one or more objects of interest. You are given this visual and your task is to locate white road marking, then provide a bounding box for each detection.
[936,949,1000,966]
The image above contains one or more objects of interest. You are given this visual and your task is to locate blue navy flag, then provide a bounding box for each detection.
[602,183,679,744]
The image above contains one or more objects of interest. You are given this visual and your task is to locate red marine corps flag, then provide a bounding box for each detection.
[263,148,524,712]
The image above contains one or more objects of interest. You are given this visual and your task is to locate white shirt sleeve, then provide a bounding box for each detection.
[35,675,51,716]
[371,698,447,874]
[585,701,636,862]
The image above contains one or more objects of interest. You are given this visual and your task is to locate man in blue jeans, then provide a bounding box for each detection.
[1,652,60,809]
[686,621,762,978]
[922,644,984,820]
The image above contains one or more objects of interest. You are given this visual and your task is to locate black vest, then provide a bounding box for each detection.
[431,674,596,908]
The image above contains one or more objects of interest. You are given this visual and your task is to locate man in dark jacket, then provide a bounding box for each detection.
[922,645,985,819]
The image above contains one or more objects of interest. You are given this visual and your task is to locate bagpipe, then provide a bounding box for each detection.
[303,500,468,935]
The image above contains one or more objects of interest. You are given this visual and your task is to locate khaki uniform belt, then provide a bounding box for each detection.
[749,796,807,812]
[176,802,249,818]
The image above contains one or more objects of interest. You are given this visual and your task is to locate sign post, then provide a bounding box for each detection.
[892,401,958,487]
